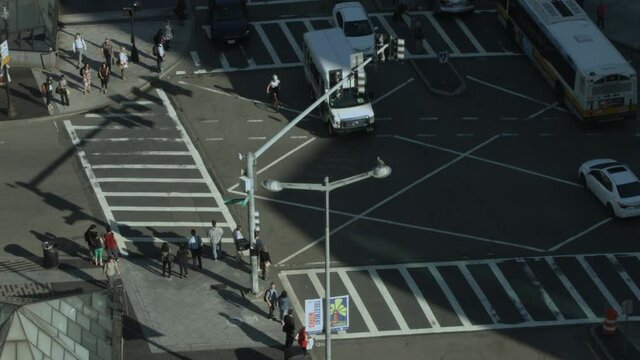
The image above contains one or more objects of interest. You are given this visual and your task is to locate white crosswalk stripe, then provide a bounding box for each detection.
[279,253,640,339]
[425,12,460,55]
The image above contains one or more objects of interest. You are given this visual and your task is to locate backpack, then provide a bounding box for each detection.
[91,235,102,248]
[264,289,273,302]
[79,67,84,77]
[152,45,159,56]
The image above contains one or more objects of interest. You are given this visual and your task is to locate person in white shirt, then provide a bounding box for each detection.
[72,33,87,69]
[266,74,281,111]
[208,220,224,261]
[232,224,245,263]
[118,47,129,80]
[154,42,165,73]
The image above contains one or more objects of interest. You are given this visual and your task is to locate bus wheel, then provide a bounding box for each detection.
[554,82,565,105]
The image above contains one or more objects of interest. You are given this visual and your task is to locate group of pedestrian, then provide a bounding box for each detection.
[264,283,310,354]
[84,224,121,289]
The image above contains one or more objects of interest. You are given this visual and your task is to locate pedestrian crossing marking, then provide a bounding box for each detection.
[339,270,379,332]
[425,12,460,55]
[369,269,410,330]
[202,25,212,39]
[118,221,229,228]
[218,52,231,69]
[399,267,441,328]
[309,272,325,298]
[458,264,501,324]
[96,177,206,183]
[190,51,202,67]
[607,254,640,301]
[102,192,213,197]
[92,164,197,169]
[88,151,191,156]
[279,22,303,61]
[302,19,314,32]
[577,256,620,312]
[429,265,472,327]
[401,14,434,56]
[520,260,564,321]
[110,206,222,212]
[489,262,533,322]
[545,257,595,318]
[254,24,282,65]
[454,17,486,53]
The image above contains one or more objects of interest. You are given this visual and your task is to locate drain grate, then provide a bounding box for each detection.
[0,282,54,298]
[0,259,43,274]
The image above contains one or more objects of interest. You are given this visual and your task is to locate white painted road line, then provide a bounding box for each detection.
[419,117,438,121]
[455,17,485,53]
[278,272,306,328]
[111,206,221,212]
[124,236,231,243]
[520,259,564,321]
[248,136,267,140]
[576,256,620,312]
[500,117,519,120]
[254,24,282,64]
[85,112,154,118]
[467,76,568,113]
[399,267,440,328]
[527,102,556,119]
[606,254,640,301]
[308,272,325,298]
[82,137,183,142]
[176,71,186,75]
[96,178,206,183]
[375,14,398,39]
[190,51,201,67]
[339,270,379,333]
[548,218,613,251]
[278,135,501,265]
[103,192,213,197]
[417,134,437,137]
[290,135,308,139]
[369,269,410,330]
[119,221,228,228]
[279,22,303,61]
[372,78,414,105]
[426,12,460,54]
[157,88,237,234]
[72,125,172,131]
[201,120,220,123]
[88,151,191,156]
[489,262,533,322]
[402,14,434,55]
[247,119,264,123]
[458,264,501,324]
[544,257,596,319]
[205,137,224,141]
[63,120,127,255]
[195,5,208,10]
[121,100,156,105]
[462,117,478,120]
[456,133,475,136]
[429,265,471,326]
[91,164,197,169]
[218,52,231,70]
[202,25,212,39]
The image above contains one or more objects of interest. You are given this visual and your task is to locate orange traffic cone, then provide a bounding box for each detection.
[602,308,618,335]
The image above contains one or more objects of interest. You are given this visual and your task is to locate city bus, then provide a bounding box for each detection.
[497,0,637,121]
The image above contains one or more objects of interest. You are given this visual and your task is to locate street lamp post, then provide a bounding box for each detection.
[262,158,392,360]
[1,3,15,119]
[123,1,141,63]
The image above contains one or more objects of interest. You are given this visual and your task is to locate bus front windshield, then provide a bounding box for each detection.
[329,88,369,108]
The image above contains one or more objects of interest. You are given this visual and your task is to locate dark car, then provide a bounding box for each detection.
[209,0,250,44]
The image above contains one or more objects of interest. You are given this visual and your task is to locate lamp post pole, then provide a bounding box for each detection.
[261,159,391,360]
[124,1,141,62]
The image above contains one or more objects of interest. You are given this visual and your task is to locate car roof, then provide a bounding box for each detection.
[335,2,367,21]
[604,165,638,185]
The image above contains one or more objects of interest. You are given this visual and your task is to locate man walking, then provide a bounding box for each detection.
[282,309,296,348]
[40,76,54,111]
[264,282,278,320]
[161,20,174,51]
[232,224,246,263]
[153,42,165,73]
[103,256,120,289]
[208,220,224,261]
[596,1,606,30]
[84,224,98,264]
[101,38,114,71]
[57,75,70,106]
[187,229,203,269]
[72,33,87,69]
[103,226,119,260]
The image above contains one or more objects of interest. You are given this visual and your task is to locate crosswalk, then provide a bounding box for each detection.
[279,253,640,339]
[178,10,519,75]
[62,89,236,251]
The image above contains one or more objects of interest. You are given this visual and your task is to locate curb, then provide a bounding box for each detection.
[410,59,466,96]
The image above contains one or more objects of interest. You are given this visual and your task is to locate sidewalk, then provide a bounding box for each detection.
[583,0,640,52]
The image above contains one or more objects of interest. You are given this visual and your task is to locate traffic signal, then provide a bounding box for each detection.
[356,67,366,95]
[253,211,260,232]
[396,38,405,60]
[389,37,398,60]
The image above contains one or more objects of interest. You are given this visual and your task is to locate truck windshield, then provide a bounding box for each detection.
[329,88,369,108]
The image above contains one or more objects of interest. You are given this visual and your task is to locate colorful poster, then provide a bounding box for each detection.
[305,298,323,334]
[329,295,349,331]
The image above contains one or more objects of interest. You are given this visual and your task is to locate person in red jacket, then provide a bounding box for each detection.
[103,226,120,261]
[297,326,309,355]
[596,2,606,30]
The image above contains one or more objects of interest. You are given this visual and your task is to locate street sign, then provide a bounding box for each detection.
[0,40,9,66]
[621,299,633,315]
[304,298,323,334]
[329,295,349,331]
[438,51,448,64]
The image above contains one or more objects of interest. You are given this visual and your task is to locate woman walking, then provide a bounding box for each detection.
[103,256,120,289]
[81,63,92,94]
[98,62,110,94]
[40,76,54,110]
[259,246,272,280]
[91,232,104,266]
[297,326,309,356]
[176,243,190,278]
[278,290,290,322]
[160,242,175,278]
[118,47,129,80]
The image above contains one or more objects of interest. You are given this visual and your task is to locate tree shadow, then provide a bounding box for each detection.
[220,312,281,347]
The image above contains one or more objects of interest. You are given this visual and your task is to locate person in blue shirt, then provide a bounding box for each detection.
[187,229,203,269]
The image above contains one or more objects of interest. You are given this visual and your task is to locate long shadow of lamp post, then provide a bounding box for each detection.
[262,157,392,360]
[122,1,142,63]
[1,2,16,118]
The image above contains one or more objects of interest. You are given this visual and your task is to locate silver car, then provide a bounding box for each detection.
[434,0,475,14]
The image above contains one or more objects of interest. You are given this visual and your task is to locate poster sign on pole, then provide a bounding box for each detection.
[329,295,349,331]
[304,298,323,334]
[0,40,9,66]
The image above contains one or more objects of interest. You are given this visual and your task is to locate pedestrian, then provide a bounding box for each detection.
[91,231,104,266]
[176,243,190,278]
[232,224,246,263]
[393,0,407,22]
[72,33,87,69]
[153,42,165,74]
[160,242,175,278]
[84,224,98,264]
[102,38,114,71]
[161,20,173,51]
[118,47,129,80]
[266,74,281,111]
[282,309,296,348]
[297,326,309,355]
[40,76,54,110]
[259,246,271,280]
[413,20,425,54]
[174,0,186,24]
[255,231,264,254]
[187,229,203,269]
[208,220,224,261]
[81,63,92,95]
[98,62,110,94]
[56,74,70,106]
[103,226,119,260]
[277,290,290,321]
[263,282,278,320]
[596,2,606,30]
[103,255,120,289]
